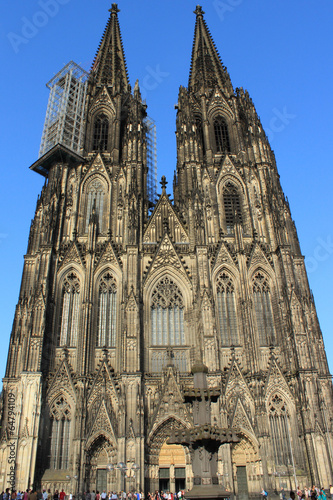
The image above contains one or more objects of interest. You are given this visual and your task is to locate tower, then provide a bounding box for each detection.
[0,4,332,497]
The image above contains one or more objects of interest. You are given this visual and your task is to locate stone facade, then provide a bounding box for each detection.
[1,4,333,497]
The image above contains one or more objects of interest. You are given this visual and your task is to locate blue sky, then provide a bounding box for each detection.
[1,1,333,380]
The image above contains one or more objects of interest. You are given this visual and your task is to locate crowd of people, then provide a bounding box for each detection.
[0,491,186,500]
[261,485,333,500]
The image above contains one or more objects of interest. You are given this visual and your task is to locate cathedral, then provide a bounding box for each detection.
[1,4,333,498]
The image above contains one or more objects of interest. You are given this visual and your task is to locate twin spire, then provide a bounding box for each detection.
[91,3,129,91]
[91,4,232,95]
[189,6,233,95]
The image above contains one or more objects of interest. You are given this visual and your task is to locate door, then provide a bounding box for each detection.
[236,466,248,500]
[175,467,186,492]
[96,469,107,493]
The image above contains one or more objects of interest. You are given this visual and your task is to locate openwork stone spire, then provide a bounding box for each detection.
[91,3,129,92]
[189,5,233,95]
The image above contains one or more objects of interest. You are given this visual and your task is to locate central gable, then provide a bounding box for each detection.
[144,192,189,244]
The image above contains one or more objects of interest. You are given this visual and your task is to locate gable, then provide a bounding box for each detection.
[144,233,191,285]
[95,241,122,270]
[144,192,189,244]
[59,241,85,269]
[82,153,111,182]
[148,367,192,438]
[247,242,273,272]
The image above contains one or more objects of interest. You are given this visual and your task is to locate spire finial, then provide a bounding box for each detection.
[109,3,120,14]
[160,175,168,191]
[194,5,205,16]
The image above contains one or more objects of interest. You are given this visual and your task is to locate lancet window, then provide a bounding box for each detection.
[85,178,105,232]
[59,272,80,346]
[97,272,117,347]
[253,272,275,346]
[93,114,109,151]
[269,395,292,466]
[195,116,205,156]
[223,182,242,234]
[151,277,185,346]
[49,396,71,470]
[216,271,239,346]
[214,116,230,153]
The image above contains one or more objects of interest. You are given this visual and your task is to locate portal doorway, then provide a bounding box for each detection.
[97,469,107,493]
[159,442,187,492]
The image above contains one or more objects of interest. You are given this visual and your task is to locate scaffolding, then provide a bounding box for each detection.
[39,61,89,158]
[144,116,157,211]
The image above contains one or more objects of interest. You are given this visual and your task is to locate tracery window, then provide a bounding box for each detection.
[253,272,275,346]
[59,272,80,346]
[151,350,187,373]
[214,116,230,153]
[93,114,109,151]
[151,277,185,346]
[223,182,242,234]
[49,396,71,470]
[269,395,292,466]
[85,179,105,232]
[216,271,239,346]
[97,272,117,347]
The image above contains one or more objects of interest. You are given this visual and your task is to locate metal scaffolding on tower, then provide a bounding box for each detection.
[39,61,89,158]
[144,116,158,211]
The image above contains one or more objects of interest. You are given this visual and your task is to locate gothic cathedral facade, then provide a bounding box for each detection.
[1,4,333,497]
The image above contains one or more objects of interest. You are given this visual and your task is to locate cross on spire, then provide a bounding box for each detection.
[193,5,205,16]
[109,3,120,14]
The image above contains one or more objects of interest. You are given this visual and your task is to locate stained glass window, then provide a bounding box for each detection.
[216,271,239,346]
[151,277,185,346]
[59,272,80,346]
[97,273,117,347]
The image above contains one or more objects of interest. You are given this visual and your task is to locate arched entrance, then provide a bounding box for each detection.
[86,435,117,493]
[231,434,260,498]
[159,442,186,493]
[147,418,191,494]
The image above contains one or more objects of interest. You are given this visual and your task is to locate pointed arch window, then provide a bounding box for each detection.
[97,272,117,347]
[151,277,185,346]
[195,116,205,156]
[223,182,242,234]
[85,178,105,232]
[214,116,230,153]
[93,114,109,151]
[59,272,80,347]
[49,396,71,470]
[216,271,239,346]
[253,272,275,346]
[269,395,292,466]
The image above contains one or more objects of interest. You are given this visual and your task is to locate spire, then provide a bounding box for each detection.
[189,5,233,95]
[91,3,129,91]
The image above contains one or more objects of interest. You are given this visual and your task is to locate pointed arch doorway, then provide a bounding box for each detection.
[86,435,116,493]
[159,442,186,493]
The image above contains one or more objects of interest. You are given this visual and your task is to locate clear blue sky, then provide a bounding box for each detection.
[1,1,333,380]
